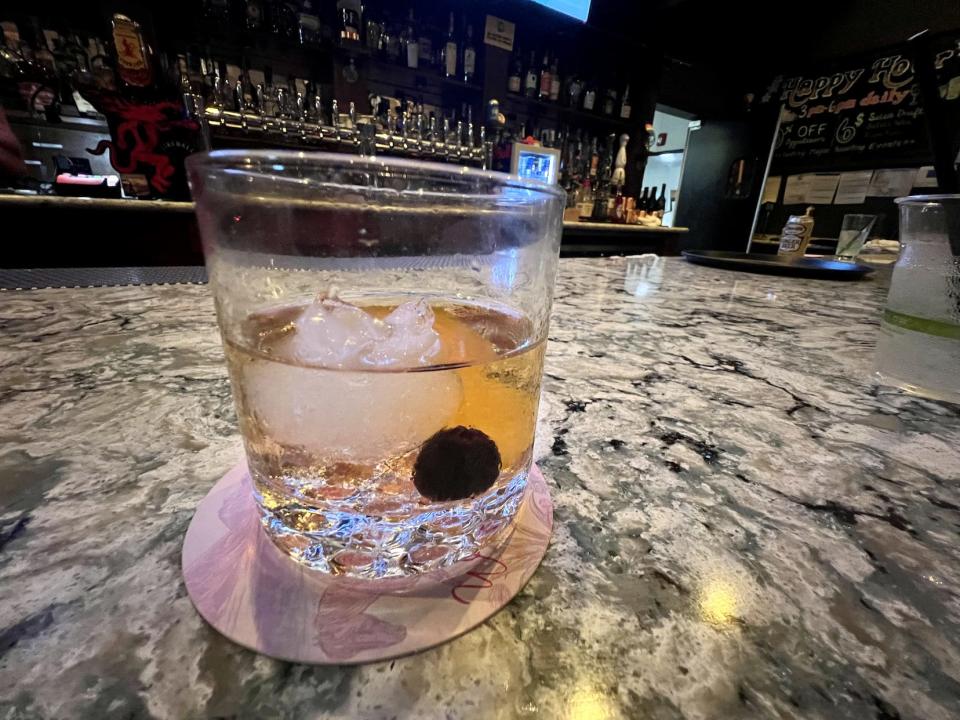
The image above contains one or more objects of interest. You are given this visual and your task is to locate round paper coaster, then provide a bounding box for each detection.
[182,463,553,664]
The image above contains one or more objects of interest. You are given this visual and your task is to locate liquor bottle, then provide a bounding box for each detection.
[381,14,398,60]
[31,23,56,74]
[1,27,59,115]
[64,45,98,117]
[365,10,382,52]
[577,178,594,219]
[566,75,583,108]
[523,51,537,98]
[47,31,73,75]
[403,10,418,69]
[588,137,599,178]
[110,14,160,197]
[591,180,609,221]
[619,84,632,119]
[507,50,521,93]
[1,19,18,49]
[582,79,596,111]
[612,186,626,223]
[637,187,649,216]
[14,28,35,64]
[603,87,616,115]
[600,133,616,185]
[442,12,457,78]
[655,183,667,217]
[549,57,560,101]
[417,21,431,68]
[462,22,476,83]
[538,51,551,101]
[244,0,264,30]
[64,33,90,73]
[337,0,361,43]
[298,1,321,44]
[89,38,116,91]
[111,14,153,90]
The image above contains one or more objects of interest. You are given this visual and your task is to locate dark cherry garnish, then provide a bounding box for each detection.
[413,426,502,502]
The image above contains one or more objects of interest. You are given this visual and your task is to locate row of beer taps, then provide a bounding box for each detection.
[185,72,489,165]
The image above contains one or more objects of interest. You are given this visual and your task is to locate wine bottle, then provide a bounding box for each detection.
[655,183,667,217]
[462,22,476,83]
[549,57,560,102]
[523,51,537,98]
[538,51,551,100]
[638,187,649,216]
[507,50,522,93]
[442,12,456,78]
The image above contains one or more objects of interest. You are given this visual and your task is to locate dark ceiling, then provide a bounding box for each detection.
[655,0,960,70]
[645,0,960,116]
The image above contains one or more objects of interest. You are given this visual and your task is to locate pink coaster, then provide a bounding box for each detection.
[182,463,553,664]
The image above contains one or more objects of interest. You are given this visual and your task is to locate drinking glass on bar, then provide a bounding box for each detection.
[835,213,878,261]
[187,151,564,579]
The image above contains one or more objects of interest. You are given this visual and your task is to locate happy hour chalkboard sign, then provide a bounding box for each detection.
[765,50,929,173]
[763,33,960,175]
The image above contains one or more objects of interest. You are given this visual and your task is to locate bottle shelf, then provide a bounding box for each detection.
[359,57,483,99]
[498,94,637,131]
[191,25,482,97]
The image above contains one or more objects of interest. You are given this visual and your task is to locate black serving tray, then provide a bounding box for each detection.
[681,251,874,280]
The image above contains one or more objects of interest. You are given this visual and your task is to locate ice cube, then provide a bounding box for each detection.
[287,297,441,370]
[288,296,388,368]
[362,299,441,368]
[243,296,457,462]
[242,360,462,463]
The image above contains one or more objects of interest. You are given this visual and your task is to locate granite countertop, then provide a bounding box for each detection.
[2,257,959,719]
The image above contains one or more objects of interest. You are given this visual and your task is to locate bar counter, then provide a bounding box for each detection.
[0,193,688,266]
[2,257,959,719]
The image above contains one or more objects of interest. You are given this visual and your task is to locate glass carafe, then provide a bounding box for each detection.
[875,195,960,404]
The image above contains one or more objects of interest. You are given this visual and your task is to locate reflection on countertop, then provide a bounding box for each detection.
[1,257,959,719]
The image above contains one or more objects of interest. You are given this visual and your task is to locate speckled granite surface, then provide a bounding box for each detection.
[2,256,959,720]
